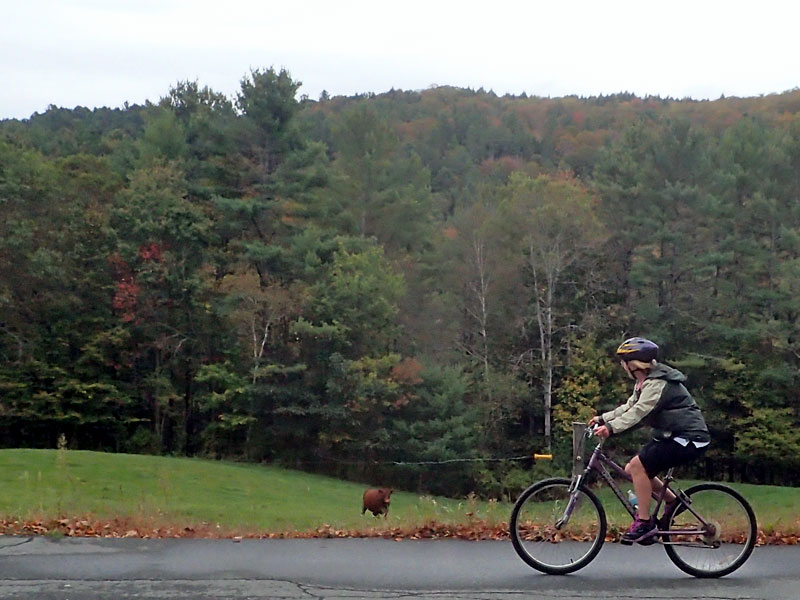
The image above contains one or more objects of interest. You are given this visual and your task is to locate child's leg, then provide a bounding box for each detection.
[625,456,653,520]
[650,476,677,503]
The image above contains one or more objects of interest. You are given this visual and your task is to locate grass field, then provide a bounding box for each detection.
[0,448,797,539]
[0,448,506,536]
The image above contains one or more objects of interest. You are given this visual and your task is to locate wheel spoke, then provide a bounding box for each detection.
[663,483,756,578]
[511,478,606,574]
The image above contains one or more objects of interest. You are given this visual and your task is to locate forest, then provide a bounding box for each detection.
[1,68,799,497]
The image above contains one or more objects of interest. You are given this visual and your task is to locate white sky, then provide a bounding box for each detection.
[2,0,799,120]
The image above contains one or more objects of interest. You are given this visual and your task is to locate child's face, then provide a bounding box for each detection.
[620,360,634,380]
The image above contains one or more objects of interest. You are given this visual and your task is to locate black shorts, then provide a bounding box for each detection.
[638,439,708,479]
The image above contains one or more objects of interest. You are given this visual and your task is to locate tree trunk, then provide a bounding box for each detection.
[529,241,558,452]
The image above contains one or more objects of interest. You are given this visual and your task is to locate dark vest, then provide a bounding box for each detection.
[643,365,710,443]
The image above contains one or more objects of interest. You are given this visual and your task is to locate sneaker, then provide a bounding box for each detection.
[621,517,656,545]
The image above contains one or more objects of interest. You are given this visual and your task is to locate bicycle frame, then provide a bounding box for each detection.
[562,424,716,546]
[571,432,654,516]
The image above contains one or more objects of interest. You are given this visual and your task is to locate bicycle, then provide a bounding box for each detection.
[510,422,757,578]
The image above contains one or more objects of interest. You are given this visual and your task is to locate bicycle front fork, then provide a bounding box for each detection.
[556,474,586,529]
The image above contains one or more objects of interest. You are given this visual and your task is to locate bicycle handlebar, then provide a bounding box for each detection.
[586,423,606,447]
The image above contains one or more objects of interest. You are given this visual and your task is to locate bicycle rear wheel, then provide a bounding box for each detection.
[510,477,606,575]
[663,483,757,578]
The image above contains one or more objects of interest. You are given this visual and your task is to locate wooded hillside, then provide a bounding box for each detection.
[2,69,799,496]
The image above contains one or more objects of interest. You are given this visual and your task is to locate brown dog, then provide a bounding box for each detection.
[362,488,393,518]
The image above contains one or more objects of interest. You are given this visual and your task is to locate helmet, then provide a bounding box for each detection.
[616,337,658,363]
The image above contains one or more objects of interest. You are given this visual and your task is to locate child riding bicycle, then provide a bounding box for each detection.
[589,337,711,544]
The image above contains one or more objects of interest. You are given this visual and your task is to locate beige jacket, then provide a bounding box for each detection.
[601,379,668,435]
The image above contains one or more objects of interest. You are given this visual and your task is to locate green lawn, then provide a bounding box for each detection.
[0,448,797,537]
[0,448,506,535]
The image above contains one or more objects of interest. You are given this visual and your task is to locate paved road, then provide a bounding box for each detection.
[0,536,797,599]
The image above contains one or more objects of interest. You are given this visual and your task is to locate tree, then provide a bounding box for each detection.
[236,67,303,190]
[710,117,793,351]
[0,143,134,449]
[498,173,607,450]
[306,241,405,358]
[137,108,188,165]
[388,364,482,495]
[594,117,716,345]
[216,67,329,288]
[110,162,219,453]
[328,104,433,254]
[159,80,240,198]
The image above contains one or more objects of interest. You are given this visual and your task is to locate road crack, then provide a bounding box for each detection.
[0,536,34,551]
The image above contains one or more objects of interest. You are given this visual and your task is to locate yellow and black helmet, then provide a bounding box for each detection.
[616,337,658,362]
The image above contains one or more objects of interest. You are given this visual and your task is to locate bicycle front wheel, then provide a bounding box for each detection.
[510,477,607,575]
[663,482,757,578]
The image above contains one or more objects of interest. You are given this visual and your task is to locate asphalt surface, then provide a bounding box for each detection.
[0,536,797,599]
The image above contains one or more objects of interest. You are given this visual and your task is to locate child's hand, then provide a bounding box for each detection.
[594,425,611,438]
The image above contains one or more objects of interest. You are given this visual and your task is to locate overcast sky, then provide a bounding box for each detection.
[3,0,799,120]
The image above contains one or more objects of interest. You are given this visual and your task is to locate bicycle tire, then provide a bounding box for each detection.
[510,477,607,575]
[663,482,757,578]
